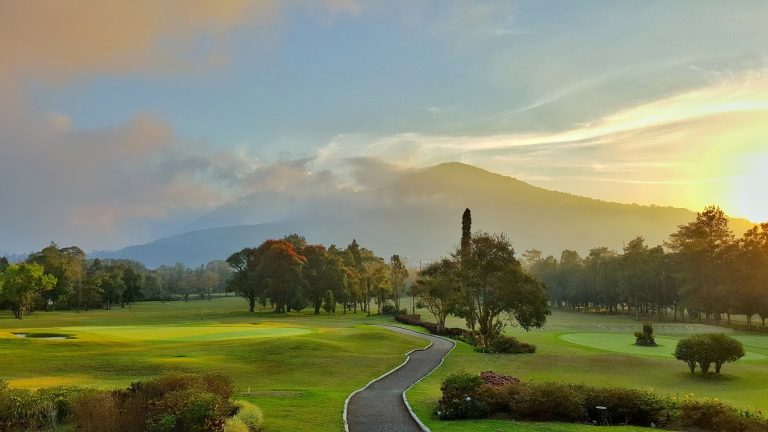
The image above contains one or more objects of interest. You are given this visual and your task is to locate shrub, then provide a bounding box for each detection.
[489,335,536,354]
[510,382,585,422]
[71,391,123,432]
[394,314,473,341]
[70,374,238,432]
[233,400,263,431]
[437,372,768,431]
[381,304,397,315]
[223,416,250,432]
[675,334,744,374]
[146,388,232,432]
[706,333,745,374]
[583,386,670,427]
[0,383,87,431]
[635,322,656,346]
[681,399,768,432]
[436,372,488,420]
[394,314,422,326]
[674,336,701,373]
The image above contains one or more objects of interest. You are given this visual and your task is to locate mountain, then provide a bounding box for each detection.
[96,162,754,267]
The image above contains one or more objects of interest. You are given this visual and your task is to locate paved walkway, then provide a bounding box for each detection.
[345,326,455,432]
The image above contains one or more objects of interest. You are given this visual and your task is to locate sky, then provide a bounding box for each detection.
[1,0,768,252]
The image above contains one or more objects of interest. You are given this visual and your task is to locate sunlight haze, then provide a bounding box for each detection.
[1,1,767,252]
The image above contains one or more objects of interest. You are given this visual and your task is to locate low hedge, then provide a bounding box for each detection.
[489,335,536,354]
[436,371,768,431]
[394,314,471,339]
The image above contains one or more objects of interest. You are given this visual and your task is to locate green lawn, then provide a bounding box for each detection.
[405,307,768,431]
[560,333,767,360]
[0,298,425,432]
[4,299,768,432]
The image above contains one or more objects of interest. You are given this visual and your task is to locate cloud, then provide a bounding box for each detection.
[314,70,768,219]
[0,0,368,252]
[0,110,243,251]
[0,1,271,87]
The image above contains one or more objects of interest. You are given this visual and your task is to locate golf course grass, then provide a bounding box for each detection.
[406,309,768,432]
[3,298,768,431]
[0,298,426,432]
[560,332,767,360]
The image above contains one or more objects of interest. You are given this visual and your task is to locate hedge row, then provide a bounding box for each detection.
[437,371,768,431]
[394,314,471,339]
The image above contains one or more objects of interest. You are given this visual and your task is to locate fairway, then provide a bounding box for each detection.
[7,324,312,342]
[406,309,768,432]
[0,297,427,432]
[560,332,767,360]
[5,301,768,432]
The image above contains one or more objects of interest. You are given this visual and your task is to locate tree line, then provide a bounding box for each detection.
[524,206,768,326]
[226,234,409,315]
[0,243,233,319]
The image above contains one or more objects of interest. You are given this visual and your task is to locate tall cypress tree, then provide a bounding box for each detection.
[460,208,476,332]
[461,208,472,259]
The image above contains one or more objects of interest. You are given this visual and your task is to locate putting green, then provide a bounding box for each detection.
[52,324,311,342]
[560,333,766,361]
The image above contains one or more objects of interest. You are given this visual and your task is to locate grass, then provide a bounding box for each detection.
[405,308,768,431]
[0,297,425,432]
[560,333,767,360]
[4,299,768,431]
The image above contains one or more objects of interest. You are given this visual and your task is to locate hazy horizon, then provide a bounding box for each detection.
[2,1,768,252]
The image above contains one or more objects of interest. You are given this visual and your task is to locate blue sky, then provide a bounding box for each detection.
[2,1,768,251]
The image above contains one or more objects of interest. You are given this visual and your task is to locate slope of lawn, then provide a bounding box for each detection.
[560,333,767,360]
[5,299,768,431]
[406,309,768,431]
[0,297,425,432]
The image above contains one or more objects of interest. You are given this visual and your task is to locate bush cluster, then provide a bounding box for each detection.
[681,399,768,432]
[0,373,261,432]
[0,380,86,431]
[223,400,263,432]
[634,322,656,346]
[381,304,407,315]
[394,314,471,339]
[437,371,768,431]
[436,372,489,420]
[488,335,536,354]
[73,372,236,432]
[674,333,745,374]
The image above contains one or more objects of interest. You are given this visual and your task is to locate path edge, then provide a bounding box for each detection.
[342,324,456,432]
[398,329,456,432]
[342,326,433,432]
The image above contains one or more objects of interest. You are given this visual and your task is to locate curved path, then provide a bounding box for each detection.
[344,326,455,432]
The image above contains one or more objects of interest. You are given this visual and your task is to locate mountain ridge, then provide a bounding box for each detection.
[95,162,754,267]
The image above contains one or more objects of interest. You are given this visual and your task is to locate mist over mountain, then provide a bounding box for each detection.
[96,162,754,268]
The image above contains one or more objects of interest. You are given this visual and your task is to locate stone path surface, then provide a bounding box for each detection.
[345,326,455,432]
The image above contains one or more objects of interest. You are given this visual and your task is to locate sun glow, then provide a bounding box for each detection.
[725,153,768,223]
